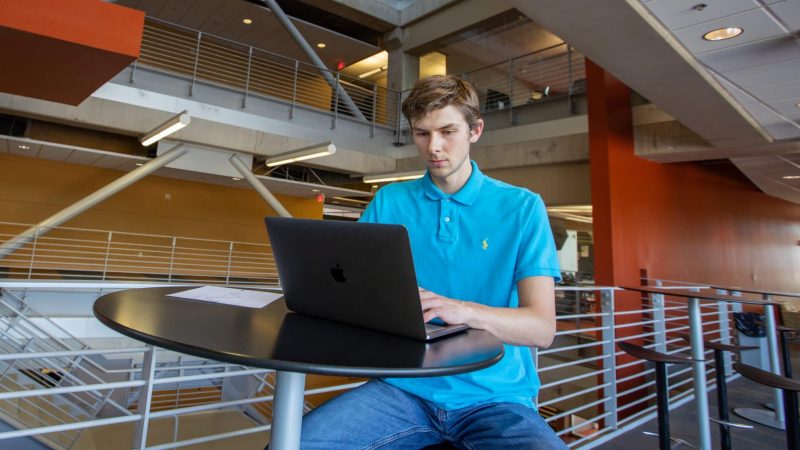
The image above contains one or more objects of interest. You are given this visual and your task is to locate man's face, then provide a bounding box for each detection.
[411,105,484,191]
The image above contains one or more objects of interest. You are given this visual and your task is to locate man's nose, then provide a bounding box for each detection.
[427,133,444,154]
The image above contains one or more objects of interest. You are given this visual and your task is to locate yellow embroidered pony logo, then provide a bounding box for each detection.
[481,238,489,250]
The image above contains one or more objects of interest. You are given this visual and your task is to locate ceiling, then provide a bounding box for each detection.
[509,0,800,204]
[641,0,800,142]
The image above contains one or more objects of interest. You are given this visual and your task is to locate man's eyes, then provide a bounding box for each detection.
[414,130,456,136]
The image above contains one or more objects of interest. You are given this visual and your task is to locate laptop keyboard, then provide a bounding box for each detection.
[425,323,444,332]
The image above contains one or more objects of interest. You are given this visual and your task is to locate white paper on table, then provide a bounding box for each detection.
[167,286,282,309]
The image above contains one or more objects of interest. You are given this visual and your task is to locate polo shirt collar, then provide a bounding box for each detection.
[422,160,484,205]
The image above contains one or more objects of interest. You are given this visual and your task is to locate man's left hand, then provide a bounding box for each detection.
[419,287,474,325]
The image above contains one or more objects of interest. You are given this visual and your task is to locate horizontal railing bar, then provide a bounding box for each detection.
[540,368,608,389]
[0,414,141,441]
[0,380,146,401]
[0,346,149,361]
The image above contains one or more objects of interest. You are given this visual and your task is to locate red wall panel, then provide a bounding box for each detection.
[587,60,800,293]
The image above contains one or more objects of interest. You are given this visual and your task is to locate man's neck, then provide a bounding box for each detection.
[433,161,473,194]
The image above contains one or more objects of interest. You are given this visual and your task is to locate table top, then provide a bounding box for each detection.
[621,286,780,306]
[93,287,505,378]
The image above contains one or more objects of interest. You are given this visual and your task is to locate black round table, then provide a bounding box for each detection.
[93,286,504,450]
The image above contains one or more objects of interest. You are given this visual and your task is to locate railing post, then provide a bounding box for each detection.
[600,289,618,430]
[102,231,112,281]
[225,242,234,285]
[242,46,253,109]
[168,237,176,283]
[371,84,378,138]
[508,57,514,125]
[27,227,39,279]
[190,31,203,97]
[567,45,576,115]
[331,71,340,129]
[718,301,732,375]
[652,293,667,353]
[133,346,157,450]
[129,59,138,84]
[290,60,299,119]
[395,90,403,145]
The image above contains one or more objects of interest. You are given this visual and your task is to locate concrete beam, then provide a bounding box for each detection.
[396,0,514,54]
[0,82,398,174]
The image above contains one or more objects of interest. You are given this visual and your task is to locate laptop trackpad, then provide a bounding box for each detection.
[424,322,469,340]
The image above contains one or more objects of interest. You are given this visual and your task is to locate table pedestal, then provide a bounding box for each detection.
[270,371,307,450]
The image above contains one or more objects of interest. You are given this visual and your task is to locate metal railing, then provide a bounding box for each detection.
[0,221,278,285]
[0,284,305,448]
[460,43,586,119]
[131,18,588,139]
[134,18,402,132]
[0,282,750,449]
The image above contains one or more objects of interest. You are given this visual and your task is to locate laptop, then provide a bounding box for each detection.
[264,217,469,341]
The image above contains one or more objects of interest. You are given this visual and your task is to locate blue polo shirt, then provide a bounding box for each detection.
[359,161,561,410]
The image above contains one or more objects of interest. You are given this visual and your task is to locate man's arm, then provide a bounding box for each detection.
[419,275,556,348]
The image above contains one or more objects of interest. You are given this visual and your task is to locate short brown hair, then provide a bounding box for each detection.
[402,75,481,130]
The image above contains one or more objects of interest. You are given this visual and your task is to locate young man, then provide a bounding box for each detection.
[299,75,565,449]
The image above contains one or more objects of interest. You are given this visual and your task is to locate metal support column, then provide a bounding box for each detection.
[0,144,188,260]
[688,296,712,450]
[260,0,366,121]
[228,155,292,218]
[269,371,306,450]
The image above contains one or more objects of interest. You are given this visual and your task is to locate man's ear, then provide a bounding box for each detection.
[470,118,485,143]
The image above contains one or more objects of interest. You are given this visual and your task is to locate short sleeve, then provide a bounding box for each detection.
[358,190,381,224]
[514,195,562,283]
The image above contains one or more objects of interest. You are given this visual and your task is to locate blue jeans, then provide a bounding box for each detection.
[293,379,568,450]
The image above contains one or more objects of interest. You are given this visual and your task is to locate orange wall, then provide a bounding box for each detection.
[0,153,322,244]
[587,60,800,292]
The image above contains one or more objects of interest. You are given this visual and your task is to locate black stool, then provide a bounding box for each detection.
[618,342,696,450]
[680,335,755,450]
[734,363,800,450]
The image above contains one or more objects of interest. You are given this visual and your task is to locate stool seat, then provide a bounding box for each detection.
[734,363,800,392]
[734,362,800,450]
[618,342,695,364]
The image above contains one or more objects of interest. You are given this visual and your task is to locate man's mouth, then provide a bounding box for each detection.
[430,159,447,167]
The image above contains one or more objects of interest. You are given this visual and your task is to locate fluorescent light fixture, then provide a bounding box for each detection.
[703,27,743,41]
[358,66,387,79]
[782,175,800,180]
[363,169,425,184]
[265,142,336,167]
[140,111,190,147]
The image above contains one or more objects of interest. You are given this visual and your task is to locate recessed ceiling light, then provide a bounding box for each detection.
[703,27,743,41]
[782,175,800,180]
[242,18,253,25]
[18,145,30,150]
[135,162,144,167]
[317,42,326,48]
[231,177,242,181]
